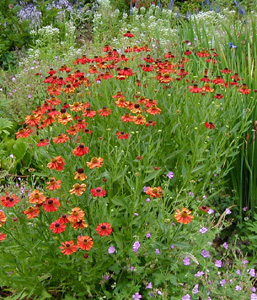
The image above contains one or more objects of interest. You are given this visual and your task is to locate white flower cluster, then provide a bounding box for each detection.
[38,25,60,37]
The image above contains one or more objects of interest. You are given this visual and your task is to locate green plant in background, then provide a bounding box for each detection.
[0,0,33,69]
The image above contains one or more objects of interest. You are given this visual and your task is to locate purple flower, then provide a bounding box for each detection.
[235,285,242,291]
[155,249,161,255]
[146,282,152,289]
[220,279,226,287]
[183,256,191,266]
[251,288,257,292]
[249,269,256,277]
[181,294,191,300]
[192,284,199,294]
[188,192,194,197]
[243,207,248,211]
[215,260,222,268]
[145,198,151,202]
[199,227,208,234]
[134,213,139,216]
[170,244,175,249]
[208,209,215,214]
[132,292,142,300]
[251,294,257,300]
[146,232,151,238]
[108,246,116,254]
[223,242,228,249]
[194,271,204,277]
[133,241,141,253]
[225,208,232,215]
[166,171,174,179]
[28,94,32,98]
[236,269,241,275]
[201,250,210,258]
[242,259,248,265]
[143,186,148,193]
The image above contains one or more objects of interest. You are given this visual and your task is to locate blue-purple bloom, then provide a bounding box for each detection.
[199,227,208,234]
[201,250,210,258]
[108,246,116,254]
[133,241,141,253]
[132,292,142,300]
[181,294,191,300]
[146,282,152,289]
[183,256,191,266]
[195,271,204,277]
[166,171,174,179]
[215,260,222,268]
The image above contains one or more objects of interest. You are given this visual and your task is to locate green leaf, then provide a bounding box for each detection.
[12,140,28,159]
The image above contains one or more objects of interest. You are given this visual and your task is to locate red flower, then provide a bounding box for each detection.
[96,223,113,236]
[0,233,7,241]
[72,144,89,156]
[116,131,130,139]
[189,84,202,93]
[204,122,215,129]
[60,240,77,255]
[53,133,69,144]
[47,156,65,171]
[43,198,60,212]
[36,139,50,147]
[90,187,107,197]
[145,120,156,127]
[57,214,69,224]
[98,107,112,116]
[15,128,32,139]
[123,31,134,37]
[214,94,224,99]
[77,236,94,250]
[1,193,20,207]
[50,221,66,234]
[184,50,192,55]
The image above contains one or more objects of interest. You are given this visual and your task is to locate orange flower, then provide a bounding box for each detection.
[47,156,65,171]
[74,168,87,181]
[68,207,85,223]
[134,114,146,125]
[69,101,84,112]
[73,144,89,156]
[29,190,46,204]
[69,183,87,196]
[23,206,40,219]
[0,211,6,226]
[25,115,41,126]
[15,128,32,139]
[60,240,77,255]
[77,236,94,250]
[146,105,161,115]
[57,112,73,125]
[46,177,62,191]
[53,133,69,144]
[145,187,163,198]
[87,157,104,169]
[174,208,194,224]
[71,219,88,230]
